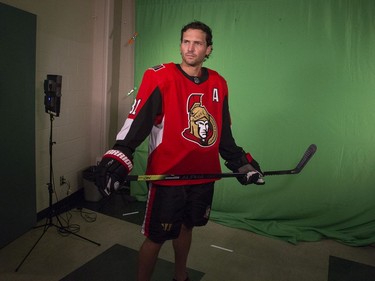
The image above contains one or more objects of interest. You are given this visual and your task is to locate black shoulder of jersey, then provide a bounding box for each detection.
[150,64,166,71]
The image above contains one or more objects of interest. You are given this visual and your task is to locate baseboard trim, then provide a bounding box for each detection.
[37,189,84,221]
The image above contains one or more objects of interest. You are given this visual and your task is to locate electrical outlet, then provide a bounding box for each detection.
[60,176,66,185]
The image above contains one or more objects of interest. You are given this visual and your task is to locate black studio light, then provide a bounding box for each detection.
[44,74,62,117]
[15,73,100,272]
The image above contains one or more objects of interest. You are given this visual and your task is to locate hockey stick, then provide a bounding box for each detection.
[125,144,317,181]
[263,143,317,176]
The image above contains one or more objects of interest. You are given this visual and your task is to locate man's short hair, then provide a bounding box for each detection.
[180,21,213,54]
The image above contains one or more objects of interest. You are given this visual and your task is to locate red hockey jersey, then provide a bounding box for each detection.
[114,63,245,185]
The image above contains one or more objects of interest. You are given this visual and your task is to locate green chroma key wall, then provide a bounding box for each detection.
[130,0,375,246]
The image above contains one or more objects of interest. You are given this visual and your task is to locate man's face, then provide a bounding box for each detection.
[180,29,212,67]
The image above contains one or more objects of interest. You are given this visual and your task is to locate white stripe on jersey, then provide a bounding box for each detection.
[149,117,165,155]
[116,118,133,140]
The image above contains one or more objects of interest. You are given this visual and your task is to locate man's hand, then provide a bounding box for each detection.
[237,159,265,185]
[225,152,265,186]
[95,149,133,196]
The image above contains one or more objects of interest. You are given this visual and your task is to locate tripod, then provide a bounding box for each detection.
[15,114,101,272]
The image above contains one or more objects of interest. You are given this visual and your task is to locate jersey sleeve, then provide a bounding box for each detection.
[113,69,162,159]
[219,96,247,162]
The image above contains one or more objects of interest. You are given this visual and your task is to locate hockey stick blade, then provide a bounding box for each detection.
[263,144,317,176]
[125,144,317,181]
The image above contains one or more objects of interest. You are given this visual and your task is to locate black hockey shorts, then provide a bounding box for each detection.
[141,182,215,243]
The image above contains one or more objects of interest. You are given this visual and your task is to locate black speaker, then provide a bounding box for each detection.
[44,74,62,116]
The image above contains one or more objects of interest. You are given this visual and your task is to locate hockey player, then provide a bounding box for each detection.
[95,21,265,281]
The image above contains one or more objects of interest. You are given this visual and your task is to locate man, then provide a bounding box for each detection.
[96,21,265,281]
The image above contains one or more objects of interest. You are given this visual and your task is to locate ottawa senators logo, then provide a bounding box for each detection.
[182,94,218,146]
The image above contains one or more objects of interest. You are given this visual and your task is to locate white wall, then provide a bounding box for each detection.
[0,0,134,212]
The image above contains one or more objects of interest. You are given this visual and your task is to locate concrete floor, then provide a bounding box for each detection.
[0,205,374,281]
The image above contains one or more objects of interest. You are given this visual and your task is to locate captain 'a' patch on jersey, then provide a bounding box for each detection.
[181,93,218,147]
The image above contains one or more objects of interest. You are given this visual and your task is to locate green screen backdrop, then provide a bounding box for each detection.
[132,0,375,246]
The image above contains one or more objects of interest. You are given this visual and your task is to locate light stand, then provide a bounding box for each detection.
[15,76,100,272]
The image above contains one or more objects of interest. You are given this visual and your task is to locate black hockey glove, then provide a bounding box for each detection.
[95,149,133,197]
[225,153,265,185]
